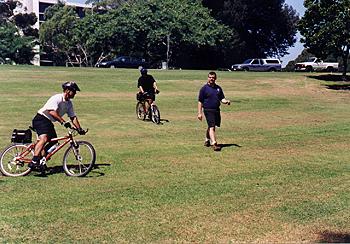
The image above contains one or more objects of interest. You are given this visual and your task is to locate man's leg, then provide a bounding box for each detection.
[29,134,48,168]
[204,128,211,147]
[208,127,217,145]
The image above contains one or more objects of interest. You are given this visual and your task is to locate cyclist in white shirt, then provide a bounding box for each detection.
[29,81,86,170]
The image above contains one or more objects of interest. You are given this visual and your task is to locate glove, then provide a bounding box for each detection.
[62,121,72,128]
[77,128,86,135]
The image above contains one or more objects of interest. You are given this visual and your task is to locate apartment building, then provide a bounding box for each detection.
[18,0,91,65]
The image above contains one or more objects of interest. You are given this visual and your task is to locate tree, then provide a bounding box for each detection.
[0,0,38,64]
[298,0,350,77]
[40,3,88,66]
[106,0,233,68]
[203,0,299,64]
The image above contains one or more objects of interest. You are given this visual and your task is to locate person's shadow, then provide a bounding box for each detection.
[218,143,242,149]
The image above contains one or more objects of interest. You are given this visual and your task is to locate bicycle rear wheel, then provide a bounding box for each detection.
[151,105,161,124]
[0,144,32,177]
[136,102,146,120]
[62,141,96,177]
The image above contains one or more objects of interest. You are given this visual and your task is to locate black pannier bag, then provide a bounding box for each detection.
[136,92,143,101]
[11,129,32,143]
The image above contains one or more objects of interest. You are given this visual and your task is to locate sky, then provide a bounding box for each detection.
[281,0,306,66]
[68,0,306,66]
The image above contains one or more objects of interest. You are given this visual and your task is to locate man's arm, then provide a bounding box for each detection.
[197,102,203,121]
[48,110,65,124]
[70,116,82,129]
[221,98,231,105]
[153,81,158,92]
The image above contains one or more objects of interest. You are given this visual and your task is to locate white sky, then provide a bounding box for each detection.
[281,0,306,66]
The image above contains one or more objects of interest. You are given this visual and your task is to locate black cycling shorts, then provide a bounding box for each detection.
[204,109,221,128]
[143,92,155,101]
[32,113,57,139]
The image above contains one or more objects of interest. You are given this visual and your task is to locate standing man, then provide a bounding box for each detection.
[197,71,230,151]
[29,81,86,169]
[137,68,159,105]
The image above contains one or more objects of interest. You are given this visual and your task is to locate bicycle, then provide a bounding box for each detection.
[0,127,96,177]
[136,91,161,124]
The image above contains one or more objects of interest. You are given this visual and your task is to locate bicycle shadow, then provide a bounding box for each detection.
[33,163,111,177]
[142,118,170,125]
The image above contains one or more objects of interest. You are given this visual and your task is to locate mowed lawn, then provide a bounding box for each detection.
[0,65,349,243]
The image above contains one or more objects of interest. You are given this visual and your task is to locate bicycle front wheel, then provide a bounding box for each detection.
[151,105,161,124]
[136,102,146,120]
[62,141,96,177]
[0,144,32,177]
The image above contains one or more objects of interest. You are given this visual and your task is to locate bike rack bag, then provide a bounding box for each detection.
[11,129,32,143]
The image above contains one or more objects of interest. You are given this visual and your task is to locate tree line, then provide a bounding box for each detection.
[1,0,349,74]
[1,0,299,69]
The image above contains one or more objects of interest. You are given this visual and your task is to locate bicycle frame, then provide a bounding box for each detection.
[14,130,76,164]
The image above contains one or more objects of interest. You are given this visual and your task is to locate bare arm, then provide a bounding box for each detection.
[221,98,231,105]
[197,102,203,121]
[153,81,158,92]
[48,110,65,124]
[70,116,82,130]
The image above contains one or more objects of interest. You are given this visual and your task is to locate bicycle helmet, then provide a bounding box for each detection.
[62,81,81,92]
[140,68,148,75]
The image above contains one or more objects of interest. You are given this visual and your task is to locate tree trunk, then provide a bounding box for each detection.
[342,46,349,79]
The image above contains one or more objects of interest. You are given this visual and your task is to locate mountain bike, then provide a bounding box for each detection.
[136,91,161,124]
[0,127,96,177]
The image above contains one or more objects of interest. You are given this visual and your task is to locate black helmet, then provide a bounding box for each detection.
[140,68,148,75]
[62,81,80,92]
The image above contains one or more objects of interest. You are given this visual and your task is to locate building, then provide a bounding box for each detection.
[18,0,91,65]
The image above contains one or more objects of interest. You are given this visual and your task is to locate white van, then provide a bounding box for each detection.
[231,58,282,71]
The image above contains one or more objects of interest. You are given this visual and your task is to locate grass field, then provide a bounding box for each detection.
[0,65,349,243]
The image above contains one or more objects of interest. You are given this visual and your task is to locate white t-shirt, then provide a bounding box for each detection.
[38,93,76,122]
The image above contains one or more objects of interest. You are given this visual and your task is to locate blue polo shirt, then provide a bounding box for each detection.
[198,83,225,110]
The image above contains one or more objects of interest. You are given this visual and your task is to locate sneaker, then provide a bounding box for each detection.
[212,143,221,152]
[204,140,210,147]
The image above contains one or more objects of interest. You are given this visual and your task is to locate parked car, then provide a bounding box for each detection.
[231,58,282,72]
[294,57,338,72]
[97,56,148,68]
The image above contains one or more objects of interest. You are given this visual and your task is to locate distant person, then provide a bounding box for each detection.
[197,71,230,151]
[29,81,86,170]
[137,68,159,105]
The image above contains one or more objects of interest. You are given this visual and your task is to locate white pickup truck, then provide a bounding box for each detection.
[294,57,338,72]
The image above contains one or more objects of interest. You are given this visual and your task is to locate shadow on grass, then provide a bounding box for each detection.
[318,231,350,243]
[219,143,241,148]
[33,163,111,177]
[307,74,350,91]
[141,118,170,125]
[307,74,350,82]
[217,143,242,152]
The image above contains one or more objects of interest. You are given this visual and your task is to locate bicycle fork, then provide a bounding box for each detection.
[71,141,82,161]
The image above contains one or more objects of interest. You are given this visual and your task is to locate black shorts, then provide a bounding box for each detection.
[144,92,155,101]
[32,114,57,139]
[204,109,221,128]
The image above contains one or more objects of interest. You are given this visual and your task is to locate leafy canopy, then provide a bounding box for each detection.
[0,0,38,64]
[299,0,350,75]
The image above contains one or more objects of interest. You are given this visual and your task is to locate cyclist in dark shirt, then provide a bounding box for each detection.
[198,71,230,151]
[137,68,159,104]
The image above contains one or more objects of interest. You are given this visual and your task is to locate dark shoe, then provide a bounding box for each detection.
[204,140,210,147]
[212,143,221,151]
[28,160,39,169]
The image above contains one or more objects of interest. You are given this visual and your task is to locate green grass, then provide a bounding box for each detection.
[0,65,349,242]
